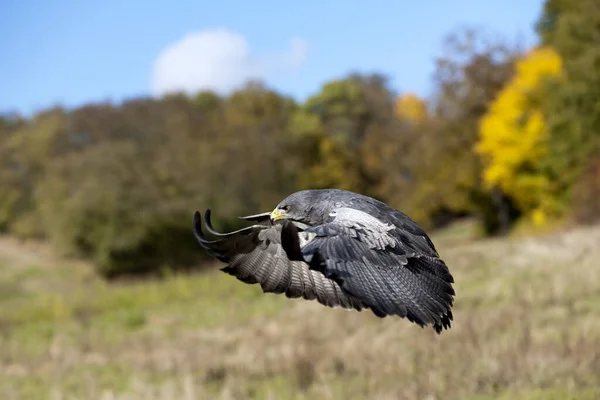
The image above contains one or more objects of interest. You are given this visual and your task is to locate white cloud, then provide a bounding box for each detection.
[151,29,309,97]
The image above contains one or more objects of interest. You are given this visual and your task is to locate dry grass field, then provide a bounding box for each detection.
[1,220,600,399]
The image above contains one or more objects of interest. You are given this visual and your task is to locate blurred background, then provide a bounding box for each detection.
[1,0,600,399]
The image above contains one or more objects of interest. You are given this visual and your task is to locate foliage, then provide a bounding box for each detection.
[0,28,525,276]
[0,108,67,236]
[476,47,563,226]
[394,92,428,124]
[1,15,600,276]
[571,154,600,224]
[293,74,398,198]
[536,0,600,219]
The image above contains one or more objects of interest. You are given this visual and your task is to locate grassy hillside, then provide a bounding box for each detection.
[1,221,600,400]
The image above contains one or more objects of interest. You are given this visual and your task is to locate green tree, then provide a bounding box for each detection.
[292,73,398,197]
[536,0,600,218]
[34,96,222,277]
[0,108,67,236]
[215,81,300,222]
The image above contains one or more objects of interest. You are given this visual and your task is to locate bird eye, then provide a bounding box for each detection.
[280,205,289,211]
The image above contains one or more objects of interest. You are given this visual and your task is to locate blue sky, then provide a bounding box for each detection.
[1,0,544,116]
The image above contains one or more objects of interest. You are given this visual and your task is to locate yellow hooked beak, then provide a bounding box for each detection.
[270,208,288,222]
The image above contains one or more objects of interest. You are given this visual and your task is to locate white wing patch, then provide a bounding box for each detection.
[333,207,397,250]
[298,231,317,248]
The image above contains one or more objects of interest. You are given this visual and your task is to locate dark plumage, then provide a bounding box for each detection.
[193,188,455,334]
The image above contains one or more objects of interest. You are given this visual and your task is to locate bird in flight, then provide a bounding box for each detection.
[193,188,455,334]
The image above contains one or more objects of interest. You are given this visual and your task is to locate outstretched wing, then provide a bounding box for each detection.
[297,207,455,333]
[193,210,363,311]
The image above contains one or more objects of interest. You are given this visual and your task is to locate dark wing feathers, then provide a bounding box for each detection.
[193,211,363,311]
[299,211,455,333]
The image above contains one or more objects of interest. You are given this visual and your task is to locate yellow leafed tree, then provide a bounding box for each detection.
[476,47,562,226]
[395,92,428,123]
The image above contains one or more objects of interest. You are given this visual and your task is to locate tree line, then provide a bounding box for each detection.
[1,0,598,278]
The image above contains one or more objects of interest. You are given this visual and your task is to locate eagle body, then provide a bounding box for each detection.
[193,189,455,334]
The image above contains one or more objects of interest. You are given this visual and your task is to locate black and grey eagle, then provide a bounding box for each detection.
[192,189,455,334]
